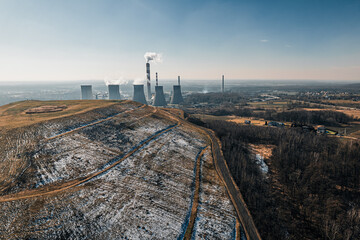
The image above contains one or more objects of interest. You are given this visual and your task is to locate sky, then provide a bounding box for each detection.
[0,0,359,82]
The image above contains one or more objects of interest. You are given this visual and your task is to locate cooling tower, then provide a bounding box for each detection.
[108,84,121,100]
[81,85,93,100]
[146,62,151,101]
[153,86,167,107]
[170,76,183,104]
[133,84,147,105]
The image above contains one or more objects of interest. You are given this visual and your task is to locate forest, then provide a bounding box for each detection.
[197,107,354,126]
[188,116,360,240]
[184,92,247,105]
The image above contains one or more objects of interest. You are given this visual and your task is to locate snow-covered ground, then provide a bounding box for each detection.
[0,104,239,239]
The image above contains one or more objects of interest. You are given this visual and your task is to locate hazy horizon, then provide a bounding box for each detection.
[1,0,360,82]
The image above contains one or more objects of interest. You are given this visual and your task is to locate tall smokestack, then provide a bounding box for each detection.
[146,62,151,101]
[133,84,147,105]
[108,85,121,100]
[221,75,225,93]
[81,85,93,100]
[156,72,158,86]
[170,76,183,104]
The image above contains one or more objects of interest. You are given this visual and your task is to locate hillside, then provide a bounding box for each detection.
[0,100,245,239]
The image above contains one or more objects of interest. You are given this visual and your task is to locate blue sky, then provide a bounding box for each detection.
[0,0,359,82]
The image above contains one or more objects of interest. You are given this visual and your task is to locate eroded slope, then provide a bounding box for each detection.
[0,100,239,239]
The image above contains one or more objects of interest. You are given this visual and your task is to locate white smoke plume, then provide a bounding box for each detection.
[104,75,129,86]
[133,78,145,85]
[144,52,162,63]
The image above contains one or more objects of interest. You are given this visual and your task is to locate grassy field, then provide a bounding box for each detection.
[0,100,122,130]
[193,114,293,127]
[248,101,290,109]
[193,113,360,140]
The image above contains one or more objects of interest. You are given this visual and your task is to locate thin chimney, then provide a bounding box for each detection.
[222,75,225,93]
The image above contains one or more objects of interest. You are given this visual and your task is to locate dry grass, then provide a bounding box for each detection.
[301,107,360,118]
[248,101,289,109]
[324,100,360,105]
[249,144,275,159]
[0,100,121,130]
[228,117,268,126]
[193,114,292,127]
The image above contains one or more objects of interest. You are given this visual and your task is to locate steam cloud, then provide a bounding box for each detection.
[144,52,162,63]
[104,75,129,86]
[133,78,145,85]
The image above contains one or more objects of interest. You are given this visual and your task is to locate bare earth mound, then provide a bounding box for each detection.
[0,100,243,239]
[25,105,67,114]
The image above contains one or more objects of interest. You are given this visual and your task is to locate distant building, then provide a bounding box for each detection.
[317,127,326,134]
[268,121,284,127]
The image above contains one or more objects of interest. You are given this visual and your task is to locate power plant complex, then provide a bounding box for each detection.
[79,53,191,106]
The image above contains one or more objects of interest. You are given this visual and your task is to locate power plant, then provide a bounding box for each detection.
[108,84,121,100]
[221,75,225,93]
[146,62,151,101]
[132,84,147,105]
[152,72,167,107]
[170,76,184,104]
[81,85,93,100]
[77,53,232,105]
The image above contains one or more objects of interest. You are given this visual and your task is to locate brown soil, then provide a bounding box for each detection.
[25,105,67,114]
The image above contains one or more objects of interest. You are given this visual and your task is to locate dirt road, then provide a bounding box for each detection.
[203,127,262,240]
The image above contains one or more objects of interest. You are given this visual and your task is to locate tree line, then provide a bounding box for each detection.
[196,107,354,126]
[187,116,360,239]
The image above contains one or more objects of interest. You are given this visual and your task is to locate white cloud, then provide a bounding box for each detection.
[260,39,269,43]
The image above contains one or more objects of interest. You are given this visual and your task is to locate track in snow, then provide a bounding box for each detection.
[0,111,179,203]
[46,102,146,141]
[178,146,207,240]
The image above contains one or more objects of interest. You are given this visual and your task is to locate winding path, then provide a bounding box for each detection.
[178,146,207,240]
[163,110,261,240]
[46,103,147,141]
[0,107,177,203]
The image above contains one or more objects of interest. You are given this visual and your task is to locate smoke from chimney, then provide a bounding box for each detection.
[144,52,162,63]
